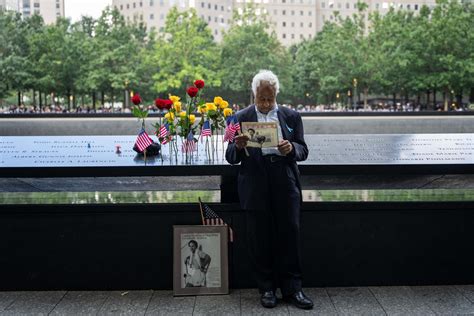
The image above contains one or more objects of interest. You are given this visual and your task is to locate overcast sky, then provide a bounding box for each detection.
[65,0,112,22]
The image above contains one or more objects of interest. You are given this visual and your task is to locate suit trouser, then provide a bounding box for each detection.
[245,157,303,296]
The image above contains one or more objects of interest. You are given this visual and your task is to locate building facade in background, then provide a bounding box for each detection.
[0,0,65,24]
[113,0,437,45]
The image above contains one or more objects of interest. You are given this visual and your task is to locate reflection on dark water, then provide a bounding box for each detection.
[1,189,473,205]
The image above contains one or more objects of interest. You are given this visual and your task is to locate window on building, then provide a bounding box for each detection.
[291,22,295,27]
[201,2,204,7]
[214,16,217,22]
[407,4,411,9]
[414,4,418,9]
[221,5,224,10]
[127,4,130,9]
[300,22,303,27]
[309,22,312,27]
[208,3,210,8]
[215,29,218,35]
[133,2,136,8]
[274,9,277,14]
[150,0,154,5]
[337,3,341,8]
[322,2,325,7]
[346,2,349,8]
[214,4,217,10]
[283,21,286,26]
[291,10,294,15]
[56,3,60,8]
[300,10,303,15]
[150,13,154,19]
[329,2,333,8]
[140,2,143,7]
[322,14,326,20]
[221,17,224,23]
[300,34,304,39]
[160,0,164,5]
[208,16,211,21]
[282,9,286,15]
[160,13,164,19]
[282,0,286,3]
[34,3,40,8]
[120,4,123,10]
[399,4,403,8]
[282,33,286,38]
[291,34,295,39]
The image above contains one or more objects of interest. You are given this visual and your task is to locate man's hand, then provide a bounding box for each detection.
[234,134,249,150]
[277,140,293,156]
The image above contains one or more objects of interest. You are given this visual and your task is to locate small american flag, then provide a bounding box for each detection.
[223,116,237,142]
[200,199,234,242]
[181,131,196,153]
[135,129,154,152]
[201,120,212,138]
[159,123,170,144]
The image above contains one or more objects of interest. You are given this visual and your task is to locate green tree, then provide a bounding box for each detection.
[151,7,220,96]
[220,4,291,105]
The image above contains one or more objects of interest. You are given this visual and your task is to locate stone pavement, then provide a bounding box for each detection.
[1,285,474,315]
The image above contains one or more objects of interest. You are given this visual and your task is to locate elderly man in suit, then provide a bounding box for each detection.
[225,70,313,309]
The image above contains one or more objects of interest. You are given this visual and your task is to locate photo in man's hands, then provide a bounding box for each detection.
[241,122,278,148]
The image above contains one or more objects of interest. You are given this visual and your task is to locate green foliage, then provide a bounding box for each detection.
[151,8,221,94]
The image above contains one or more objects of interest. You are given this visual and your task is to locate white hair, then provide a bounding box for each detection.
[251,70,280,96]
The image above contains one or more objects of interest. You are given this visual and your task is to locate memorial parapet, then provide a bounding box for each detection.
[1,133,473,177]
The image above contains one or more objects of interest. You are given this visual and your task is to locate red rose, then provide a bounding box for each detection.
[131,93,142,105]
[163,99,173,110]
[194,80,205,89]
[155,98,166,109]
[187,86,199,98]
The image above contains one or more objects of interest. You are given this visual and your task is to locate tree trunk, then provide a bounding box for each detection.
[426,90,430,110]
[101,91,105,106]
[363,87,368,110]
[433,88,437,110]
[67,90,71,111]
[18,91,21,106]
[470,87,474,103]
[392,93,396,110]
[417,93,421,110]
[92,92,96,111]
[81,95,84,108]
[456,91,463,111]
[39,91,43,109]
[111,92,114,110]
[443,90,448,112]
[32,90,36,108]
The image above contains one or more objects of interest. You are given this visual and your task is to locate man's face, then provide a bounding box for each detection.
[255,83,276,114]
[189,243,196,253]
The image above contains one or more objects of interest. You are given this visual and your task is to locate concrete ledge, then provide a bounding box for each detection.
[1,116,474,135]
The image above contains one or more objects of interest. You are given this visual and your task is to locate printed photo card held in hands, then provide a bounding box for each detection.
[241,122,279,148]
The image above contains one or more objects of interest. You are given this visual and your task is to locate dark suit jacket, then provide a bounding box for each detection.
[225,105,309,210]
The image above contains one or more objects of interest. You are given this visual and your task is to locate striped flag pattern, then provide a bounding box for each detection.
[159,123,170,144]
[200,201,234,243]
[181,131,197,153]
[201,120,212,138]
[135,129,154,152]
[223,116,239,142]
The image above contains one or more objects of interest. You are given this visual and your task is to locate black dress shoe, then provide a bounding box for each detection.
[260,290,277,308]
[284,291,314,310]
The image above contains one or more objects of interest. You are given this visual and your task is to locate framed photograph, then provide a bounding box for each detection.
[241,122,278,148]
[173,225,229,296]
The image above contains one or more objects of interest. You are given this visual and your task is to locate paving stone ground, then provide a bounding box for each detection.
[1,285,474,315]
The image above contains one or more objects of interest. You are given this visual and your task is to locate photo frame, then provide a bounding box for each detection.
[173,225,229,296]
[241,122,279,148]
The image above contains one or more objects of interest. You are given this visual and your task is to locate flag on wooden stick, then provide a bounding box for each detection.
[199,197,234,242]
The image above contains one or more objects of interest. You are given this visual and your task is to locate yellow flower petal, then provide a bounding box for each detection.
[206,102,217,111]
[223,108,233,117]
[198,105,208,113]
[179,111,187,118]
[220,100,229,109]
[189,114,196,124]
[214,96,223,106]
[169,95,180,103]
[173,102,181,113]
[164,112,175,122]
